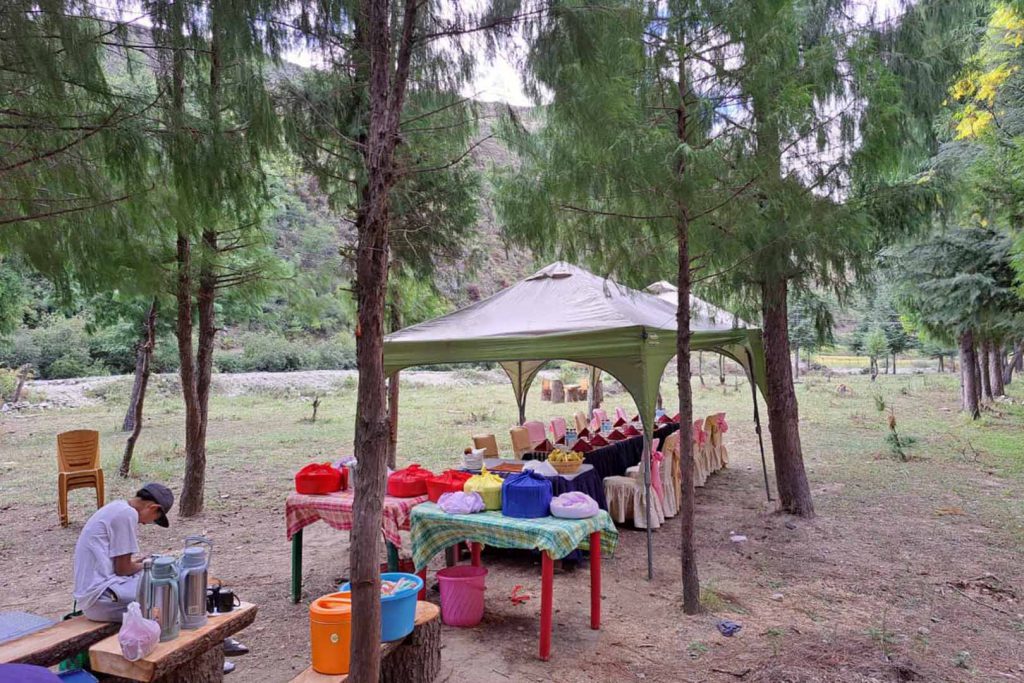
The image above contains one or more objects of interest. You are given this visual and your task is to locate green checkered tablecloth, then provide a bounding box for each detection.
[409,502,618,570]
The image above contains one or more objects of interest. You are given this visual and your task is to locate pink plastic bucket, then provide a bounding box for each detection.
[437,565,487,627]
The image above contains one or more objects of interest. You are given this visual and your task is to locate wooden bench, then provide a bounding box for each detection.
[290,601,440,683]
[89,602,256,683]
[0,616,118,667]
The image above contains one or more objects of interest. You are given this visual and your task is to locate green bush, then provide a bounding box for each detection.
[0,368,17,401]
[151,335,180,373]
[215,351,246,373]
[239,333,316,372]
[48,354,107,379]
[315,335,356,369]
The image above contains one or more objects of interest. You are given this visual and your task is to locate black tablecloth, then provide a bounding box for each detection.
[484,467,607,510]
[525,422,680,481]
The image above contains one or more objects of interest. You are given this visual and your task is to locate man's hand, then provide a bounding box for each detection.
[113,553,143,576]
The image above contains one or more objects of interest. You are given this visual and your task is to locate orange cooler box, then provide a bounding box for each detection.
[310,592,352,674]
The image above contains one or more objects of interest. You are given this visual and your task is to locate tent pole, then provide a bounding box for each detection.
[746,349,773,502]
[517,361,526,425]
[643,433,654,580]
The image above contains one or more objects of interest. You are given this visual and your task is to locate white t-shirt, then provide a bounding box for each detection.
[73,500,140,609]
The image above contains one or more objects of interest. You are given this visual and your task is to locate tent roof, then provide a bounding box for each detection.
[388,263,733,344]
[645,281,746,329]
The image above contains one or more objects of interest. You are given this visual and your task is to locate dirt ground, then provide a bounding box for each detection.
[2,372,1023,682]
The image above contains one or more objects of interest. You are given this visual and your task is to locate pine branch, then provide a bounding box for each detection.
[408,135,492,174]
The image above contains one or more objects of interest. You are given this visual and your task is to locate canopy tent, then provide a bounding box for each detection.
[383,262,771,578]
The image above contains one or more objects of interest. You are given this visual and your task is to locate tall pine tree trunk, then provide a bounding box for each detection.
[587,366,602,416]
[979,340,992,401]
[178,10,223,517]
[1004,341,1022,386]
[123,306,158,432]
[761,278,814,517]
[989,342,1005,397]
[175,234,205,517]
[959,331,980,418]
[349,1,418,679]
[675,46,699,615]
[793,345,799,379]
[120,301,157,477]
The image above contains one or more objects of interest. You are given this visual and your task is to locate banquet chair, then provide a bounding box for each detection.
[472,433,500,457]
[592,408,608,424]
[614,407,629,423]
[57,429,104,527]
[550,417,567,442]
[574,412,589,433]
[693,419,710,486]
[523,420,547,446]
[509,427,533,458]
[605,471,665,529]
[659,431,680,517]
[578,377,589,401]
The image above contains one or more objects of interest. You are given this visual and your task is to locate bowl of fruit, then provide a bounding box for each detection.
[547,448,585,474]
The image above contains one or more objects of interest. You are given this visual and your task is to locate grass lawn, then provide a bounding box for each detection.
[2,369,1023,681]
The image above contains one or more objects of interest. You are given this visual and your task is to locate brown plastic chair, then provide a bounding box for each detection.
[472,434,499,457]
[57,429,104,527]
[540,378,552,401]
[509,427,532,459]
[573,411,588,433]
[578,377,589,401]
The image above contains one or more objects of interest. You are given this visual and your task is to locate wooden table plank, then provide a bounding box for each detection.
[89,602,257,682]
[0,617,119,666]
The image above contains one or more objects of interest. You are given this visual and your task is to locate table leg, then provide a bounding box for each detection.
[386,540,400,572]
[290,529,303,604]
[470,542,482,568]
[540,551,554,661]
[444,545,457,567]
[589,531,601,630]
[417,568,427,600]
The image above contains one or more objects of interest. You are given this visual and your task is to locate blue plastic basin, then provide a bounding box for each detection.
[339,572,423,642]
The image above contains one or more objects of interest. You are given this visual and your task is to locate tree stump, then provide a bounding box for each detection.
[380,604,441,683]
[551,380,565,403]
[101,647,223,683]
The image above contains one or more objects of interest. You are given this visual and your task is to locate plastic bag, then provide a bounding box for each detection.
[437,491,485,514]
[522,460,558,477]
[119,601,160,662]
[550,492,600,519]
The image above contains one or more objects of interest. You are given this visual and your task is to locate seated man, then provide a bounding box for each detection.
[73,483,173,622]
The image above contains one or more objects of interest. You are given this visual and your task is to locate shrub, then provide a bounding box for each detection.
[0,369,17,401]
[215,351,247,374]
[315,336,356,369]
[48,354,107,379]
[239,333,316,372]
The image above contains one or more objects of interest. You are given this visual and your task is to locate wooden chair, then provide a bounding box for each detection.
[573,412,588,433]
[522,420,547,446]
[578,377,589,401]
[540,378,552,401]
[549,417,567,442]
[472,434,499,457]
[57,429,104,527]
[509,427,532,459]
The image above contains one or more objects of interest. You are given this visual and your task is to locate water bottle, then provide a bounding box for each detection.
[136,557,154,618]
[601,419,611,434]
[655,407,666,421]
[566,428,577,448]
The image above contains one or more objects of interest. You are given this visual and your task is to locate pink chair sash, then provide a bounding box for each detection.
[550,417,567,441]
[692,419,707,447]
[615,407,628,422]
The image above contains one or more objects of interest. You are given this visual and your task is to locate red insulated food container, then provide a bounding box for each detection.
[296,463,343,494]
[387,464,435,498]
[425,470,472,503]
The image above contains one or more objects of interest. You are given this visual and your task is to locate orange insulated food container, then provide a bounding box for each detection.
[310,592,353,674]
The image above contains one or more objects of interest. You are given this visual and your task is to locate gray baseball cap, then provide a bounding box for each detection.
[138,483,174,528]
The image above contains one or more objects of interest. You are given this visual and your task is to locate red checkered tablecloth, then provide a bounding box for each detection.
[285,489,428,548]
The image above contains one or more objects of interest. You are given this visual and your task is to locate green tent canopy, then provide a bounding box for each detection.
[383,262,771,578]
